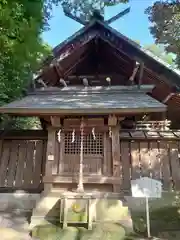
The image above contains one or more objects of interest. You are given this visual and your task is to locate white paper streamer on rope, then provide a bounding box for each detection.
[72,129,75,143]
[92,127,96,140]
[109,127,112,138]
[57,129,61,143]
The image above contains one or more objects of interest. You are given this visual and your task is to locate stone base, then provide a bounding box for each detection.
[30,190,133,233]
[0,191,39,239]
[0,192,39,232]
[30,190,62,229]
[0,227,33,240]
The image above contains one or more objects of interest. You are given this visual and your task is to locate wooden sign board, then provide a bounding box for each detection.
[131,177,162,199]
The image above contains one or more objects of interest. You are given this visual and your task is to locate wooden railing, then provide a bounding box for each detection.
[136,120,171,130]
[119,129,180,140]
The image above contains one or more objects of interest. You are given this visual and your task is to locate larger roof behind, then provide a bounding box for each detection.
[50,20,180,88]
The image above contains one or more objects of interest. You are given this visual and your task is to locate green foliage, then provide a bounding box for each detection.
[0,0,52,129]
[132,206,180,234]
[145,44,175,65]
[104,0,129,6]
[10,117,42,130]
[32,223,127,240]
[145,0,180,67]
[0,115,42,130]
[57,0,129,23]
[134,40,141,45]
[0,0,52,105]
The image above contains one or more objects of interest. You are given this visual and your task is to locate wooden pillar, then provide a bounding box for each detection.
[112,126,121,192]
[108,115,121,192]
[44,126,56,192]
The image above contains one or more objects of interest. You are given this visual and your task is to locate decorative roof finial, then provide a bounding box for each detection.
[91,9,104,22]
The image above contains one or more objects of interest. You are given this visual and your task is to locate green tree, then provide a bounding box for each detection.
[144,44,175,65]
[0,0,51,106]
[56,0,128,23]
[145,0,180,67]
[0,0,52,129]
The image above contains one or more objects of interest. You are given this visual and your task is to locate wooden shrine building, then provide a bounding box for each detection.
[0,12,180,221]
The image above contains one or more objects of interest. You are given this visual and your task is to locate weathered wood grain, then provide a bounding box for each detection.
[6,141,19,187]
[131,141,141,179]
[0,142,11,187]
[121,141,131,190]
[14,141,27,188]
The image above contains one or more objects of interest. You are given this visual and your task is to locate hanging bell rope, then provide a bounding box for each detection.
[92,127,96,140]
[72,129,75,143]
[77,117,84,192]
[57,129,61,143]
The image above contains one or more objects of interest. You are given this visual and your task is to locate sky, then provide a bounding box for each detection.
[42,0,155,48]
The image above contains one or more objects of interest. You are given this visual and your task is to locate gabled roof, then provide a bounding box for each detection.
[48,19,180,89]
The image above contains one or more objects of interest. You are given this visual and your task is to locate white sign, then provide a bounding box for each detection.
[131,177,162,199]
[131,177,162,238]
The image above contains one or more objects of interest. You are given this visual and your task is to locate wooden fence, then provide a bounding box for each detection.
[50,129,180,192]
[0,129,180,192]
[119,130,180,191]
[0,130,47,192]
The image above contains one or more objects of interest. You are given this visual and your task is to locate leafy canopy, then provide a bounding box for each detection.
[145,44,175,65]
[145,0,180,67]
[55,0,128,22]
[0,0,51,106]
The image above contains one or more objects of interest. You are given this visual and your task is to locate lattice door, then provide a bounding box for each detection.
[62,132,103,174]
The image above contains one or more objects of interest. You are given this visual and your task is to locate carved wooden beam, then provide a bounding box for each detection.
[162,93,174,104]
[44,127,56,192]
[108,115,117,126]
[118,117,125,122]
[103,40,133,63]
[54,61,64,78]
[64,52,90,78]
[111,125,121,192]
[50,116,61,127]
[108,115,122,192]
[99,34,134,63]
[110,50,131,65]
[129,62,140,82]
[138,62,144,88]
